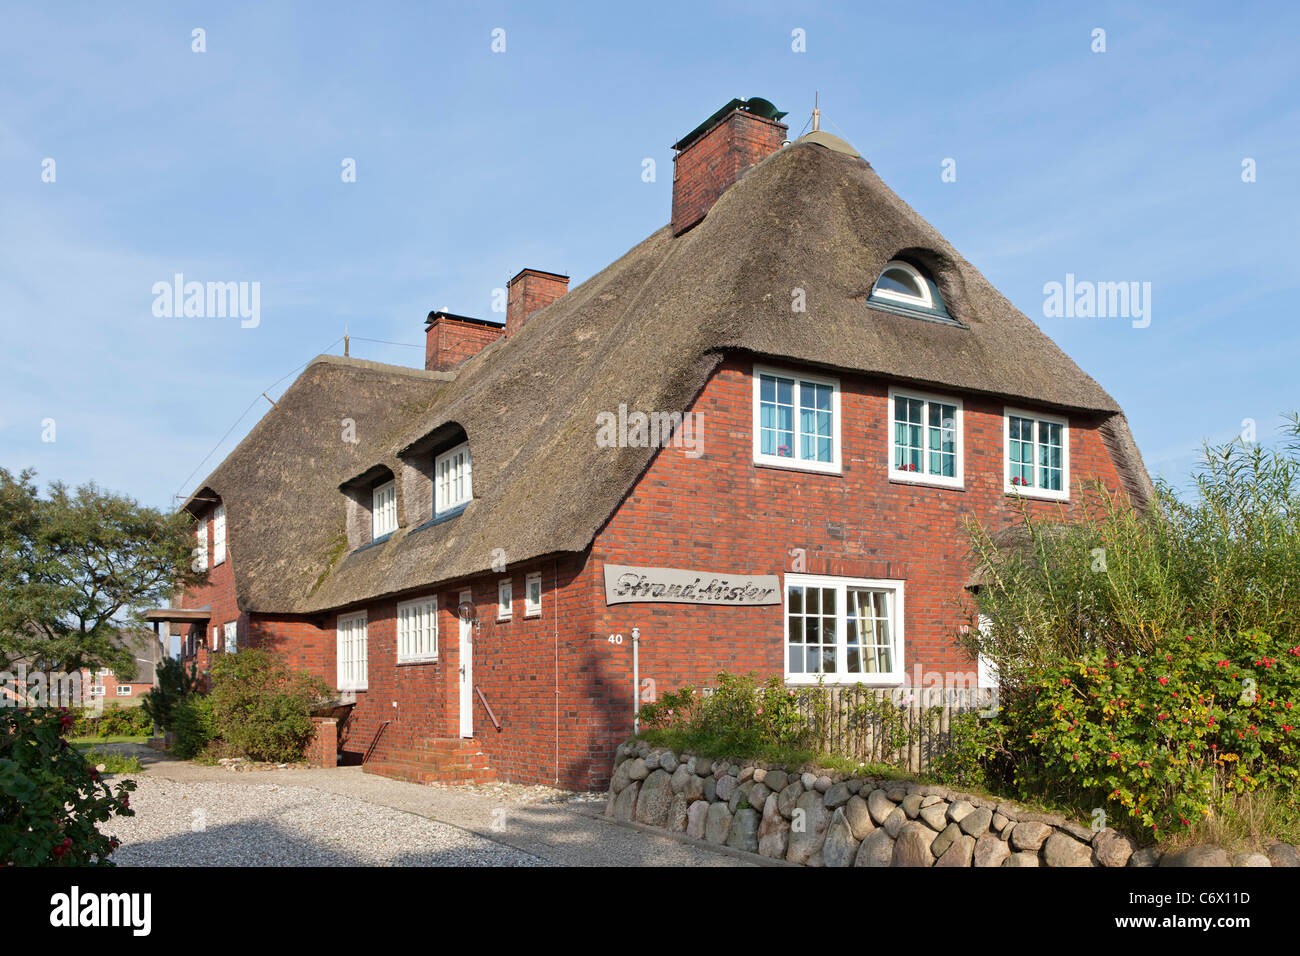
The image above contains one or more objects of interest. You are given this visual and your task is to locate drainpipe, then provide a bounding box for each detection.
[632,626,640,735]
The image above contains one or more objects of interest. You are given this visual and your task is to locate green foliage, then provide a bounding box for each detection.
[80,747,144,775]
[208,649,330,763]
[0,708,135,866]
[966,414,1300,683]
[171,695,218,760]
[993,629,1299,840]
[73,703,154,739]
[141,657,201,731]
[638,673,817,758]
[929,710,999,791]
[0,467,205,674]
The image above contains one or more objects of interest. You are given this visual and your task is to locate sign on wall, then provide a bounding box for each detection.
[603,564,781,607]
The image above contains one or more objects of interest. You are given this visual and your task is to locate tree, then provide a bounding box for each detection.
[0,468,206,677]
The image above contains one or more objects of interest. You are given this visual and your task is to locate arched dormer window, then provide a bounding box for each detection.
[868,259,953,322]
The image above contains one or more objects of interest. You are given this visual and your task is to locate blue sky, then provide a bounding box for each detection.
[2,1,1297,510]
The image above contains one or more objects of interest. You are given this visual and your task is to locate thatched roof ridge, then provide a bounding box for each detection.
[191,138,1150,614]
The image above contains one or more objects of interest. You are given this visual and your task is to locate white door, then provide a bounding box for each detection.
[458,590,473,738]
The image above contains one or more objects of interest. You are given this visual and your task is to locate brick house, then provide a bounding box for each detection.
[83,629,158,707]
[151,99,1151,791]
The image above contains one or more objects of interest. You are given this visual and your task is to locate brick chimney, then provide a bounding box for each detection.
[424,311,504,371]
[671,98,788,236]
[505,268,569,337]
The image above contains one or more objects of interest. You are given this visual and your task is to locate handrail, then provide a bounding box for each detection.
[475,685,502,732]
[362,719,391,764]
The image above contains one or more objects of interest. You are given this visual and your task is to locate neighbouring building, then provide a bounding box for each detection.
[150,98,1151,790]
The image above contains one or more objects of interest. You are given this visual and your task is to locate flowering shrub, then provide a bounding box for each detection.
[998,629,1299,839]
[0,708,135,866]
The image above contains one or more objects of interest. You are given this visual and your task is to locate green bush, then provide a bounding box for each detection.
[74,703,154,739]
[967,414,1300,683]
[994,628,1299,840]
[141,657,200,731]
[638,672,816,757]
[208,649,330,763]
[930,710,999,791]
[0,708,135,866]
[171,695,218,760]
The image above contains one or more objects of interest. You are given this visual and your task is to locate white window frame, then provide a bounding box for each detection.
[887,387,963,488]
[434,441,473,515]
[396,596,439,663]
[371,480,398,539]
[871,260,934,310]
[116,685,133,696]
[195,518,208,571]
[1003,407,1070,501]
[336,611,369,691]
[212,505,226,566]
[497,579,513,621]
[752,364,842,474]
[223,620,238,654]
[524,572,542,618]
[784,573,905,685]
[89,684,105,697]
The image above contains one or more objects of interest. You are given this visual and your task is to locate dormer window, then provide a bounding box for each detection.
[868,260,952,321]
[371,480,397,538]
[435,442,472,515]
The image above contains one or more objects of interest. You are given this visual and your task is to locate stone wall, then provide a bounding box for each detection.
[605,741,1298,868]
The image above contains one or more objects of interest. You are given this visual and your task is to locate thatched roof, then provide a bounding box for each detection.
[186,136,1152,615]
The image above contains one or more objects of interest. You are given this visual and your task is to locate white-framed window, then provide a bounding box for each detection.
[89,685,105,697]
[212,505,226,565]
[871,260,934,310]
[498,579,513,621]
[976,614,999,690]
[435,442,473,515]
[888,388,963,488]
[397,596,438,663]
[195,518,208,571]
[784,573,905,684]
[524,572,542,617]
[1004,408,1069,500]
[116,685,133,696]
[223,620,238,654]
[336,611,369,691]
[752,365,841,473]
[371,480,398,538]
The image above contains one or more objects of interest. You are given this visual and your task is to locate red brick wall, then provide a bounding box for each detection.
[583,355,1130,767]
[178,501,243,678]
[306,717,338,767]
[505,270,568,337]
[672,110,788,236]
[424,315,503,371]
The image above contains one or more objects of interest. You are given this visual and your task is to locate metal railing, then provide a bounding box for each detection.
[475,685,502,732]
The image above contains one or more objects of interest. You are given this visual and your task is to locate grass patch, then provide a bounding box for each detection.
[70,735,149,747]
[1158,790,1300,855]
[81,747,144,775]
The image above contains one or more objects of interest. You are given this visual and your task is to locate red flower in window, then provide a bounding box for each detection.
[777,444,791,457]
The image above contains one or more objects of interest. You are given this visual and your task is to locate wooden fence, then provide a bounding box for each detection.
[793,685,994,773]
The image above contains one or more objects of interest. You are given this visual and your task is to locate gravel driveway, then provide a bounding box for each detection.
[109,776,548,867]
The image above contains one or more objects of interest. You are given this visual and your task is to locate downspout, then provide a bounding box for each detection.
[632,626,640,735]
[553,557,560,787]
